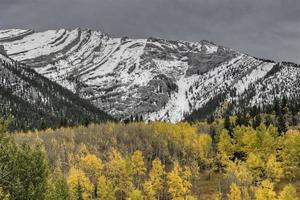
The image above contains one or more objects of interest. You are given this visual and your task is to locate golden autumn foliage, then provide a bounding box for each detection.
[217,129,234,165]
[11,121,300,200]
[80,154,103,179]
[79,153,103,198]
[167,162,193,199]
[130,150,146,189]
[127,189,144,200]
[227,183,241,200]
[105,149,133,198]
[143,158,165,200]
[45,167,69,200]
[191,133,213,167]
[280,130,300,179]
[0,187,9,200]
[254,180,277,200]
[265,154,283,182]
[278,184,299,200]
[97,176,115,200]
[67,167,93,200]
[218,124,295,183]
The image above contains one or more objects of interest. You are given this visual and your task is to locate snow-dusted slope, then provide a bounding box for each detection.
[0,28,299,122]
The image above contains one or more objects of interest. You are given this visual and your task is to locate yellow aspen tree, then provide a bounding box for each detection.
[265,154,283,182]
[227,183,241,200]
[143,158,165,200]
[105,149,133,199]
[46,167,70,200]
[241,188,251,200]
[80,154,103,179]
[67,167,93,200]
[68,152,79,167]
[68,143,88,167]
[217,129,234,165]
[190,161,200,181]
[212,192,222,200]
[80,153,103,197]
[232,126,258,155]
[246,152,264,181]
[225,161,253,189]
[127,189,144,200]
[167,162,190,199]
[185,196,197,200]
[0,187,9,200]
[280,130,300,179]
[97,176,115,200]
[181,166,192,195]
[143,181,155,200]
[256,125,277,156]
[254,180,277,200]
[278,184,299,200]
[130,150,146,189]
[192,134,212,167]
[78,143,89,157]
[224,161,252,200]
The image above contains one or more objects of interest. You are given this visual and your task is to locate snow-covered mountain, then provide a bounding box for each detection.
[0,28,299,122]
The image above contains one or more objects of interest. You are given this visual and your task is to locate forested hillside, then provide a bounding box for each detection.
[0,50,113,131]
[185,94,300,128]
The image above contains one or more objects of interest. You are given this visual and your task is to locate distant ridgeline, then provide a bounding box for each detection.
[185,94,300,135]
[0,49,114,131]
[185,93,300,122]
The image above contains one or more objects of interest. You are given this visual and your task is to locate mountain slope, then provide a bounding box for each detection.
[0,28,299,122]
[0,48,113,130]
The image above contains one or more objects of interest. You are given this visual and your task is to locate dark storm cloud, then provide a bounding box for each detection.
[0,0,299,63]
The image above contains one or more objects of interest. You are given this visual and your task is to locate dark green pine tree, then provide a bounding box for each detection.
[277,113,288,134]
[207,114,215,124]
[135,114,139,122]
[139,115,144,122]
[224,115,233,136]
[291,115,298,126]
[274,98,281,116]
[290,103,298,116]
[130,115,134,122]
[252,114,262,129]
[235,112,243,126]
[14,144,49,200]
[281,96,288,115]
[0,118,18,197]
[265,115,273,127]
[250,105,260,117]
[0,118,49,200]
[236,108,250,127]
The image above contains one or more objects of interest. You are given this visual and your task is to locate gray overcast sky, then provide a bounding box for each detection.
[0,0,299,63]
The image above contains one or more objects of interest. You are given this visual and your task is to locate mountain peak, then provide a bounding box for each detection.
[200,39,217,46]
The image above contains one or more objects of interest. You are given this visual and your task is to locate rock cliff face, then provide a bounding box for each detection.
[0,28,299,122]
